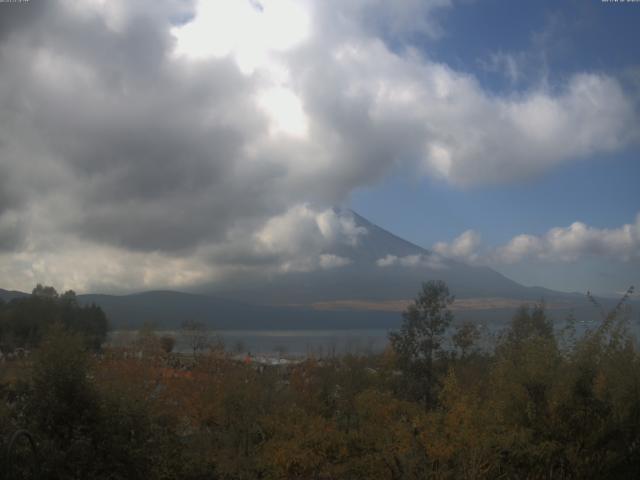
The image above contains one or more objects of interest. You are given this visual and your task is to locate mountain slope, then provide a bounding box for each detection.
[209,209,573,304]
[0,288,30,303]
[3,210,628,329]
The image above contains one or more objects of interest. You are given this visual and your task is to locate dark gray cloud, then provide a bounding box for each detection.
[0,0,281,252]
[0,215,23,251]
[0,0,637,292]
[0,0,47,42]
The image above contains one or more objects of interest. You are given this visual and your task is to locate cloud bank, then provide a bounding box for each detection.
[376,254,447,270]
[0,0,637,292]
[433,230,482,263]
[433,214,640,265]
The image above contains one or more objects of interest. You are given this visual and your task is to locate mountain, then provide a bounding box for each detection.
[208,209,575,305]
[2,210,633,329]
[1,287,630,331]
[0,288,30,303]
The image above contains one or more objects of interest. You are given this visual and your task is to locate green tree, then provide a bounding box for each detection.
[24,324,183,479]
[0,285,108,350]
[389,280,454,407]
[452,321,481,360]
[24,324,101,477]
[32,284,59,299]
[505,302,553,346]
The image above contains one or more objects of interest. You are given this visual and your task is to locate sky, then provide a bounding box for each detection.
[0,0,638,295]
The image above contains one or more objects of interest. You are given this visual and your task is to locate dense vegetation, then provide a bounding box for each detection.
[1,282,639,479]
[0,285,108,351]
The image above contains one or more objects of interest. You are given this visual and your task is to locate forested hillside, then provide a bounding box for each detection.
[0,285,108,351]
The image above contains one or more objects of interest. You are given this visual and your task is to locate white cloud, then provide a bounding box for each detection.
[0,236,217,295]
[0,0,638,292]
[376,253,447,269]
[255,204,366,256]
[325,0,453,40]
[433,214,640,266]
[253,204,361,272]
[258,86,309,138]
[277,254,352,273]
[309,41,636,186]
[171,0,310,73]
[433,230,482,263]
[495,215,640,263]
[494,234,543,264]
[316,209,368,247]
[319,254,352,269]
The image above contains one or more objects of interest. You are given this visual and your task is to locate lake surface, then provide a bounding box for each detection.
[108,317,640,357]
[109,329,392,356]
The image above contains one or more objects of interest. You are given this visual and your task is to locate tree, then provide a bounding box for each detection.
[159,335,176,354]
[25,324,101,477]
[32,284,58,299]
[389,280,454,407]
[25,324,182,478]
[504,302,553,348]
[452,321,481,360]
[0,285,108,350]
[181,320,210,357]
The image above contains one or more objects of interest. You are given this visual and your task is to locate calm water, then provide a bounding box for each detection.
[108,317,640,357]
[109,329,392,356]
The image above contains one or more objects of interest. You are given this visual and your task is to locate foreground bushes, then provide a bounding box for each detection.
[1,295,639,479]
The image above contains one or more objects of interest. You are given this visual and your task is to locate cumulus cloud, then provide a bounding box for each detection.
[376,254,447,269]
[495,215,640,264]
[321,0,453,41]
[0,0,637,291]
[253,204,364,269]
[433,214,640,265]
[433,230,482,264]
[0,235,216,294]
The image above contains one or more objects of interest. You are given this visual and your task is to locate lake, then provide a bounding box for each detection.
[109,329,393,356]
[108,317,640,357]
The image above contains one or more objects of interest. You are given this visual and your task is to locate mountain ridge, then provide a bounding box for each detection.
[207,208,579,304]
[1,210,631,329]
